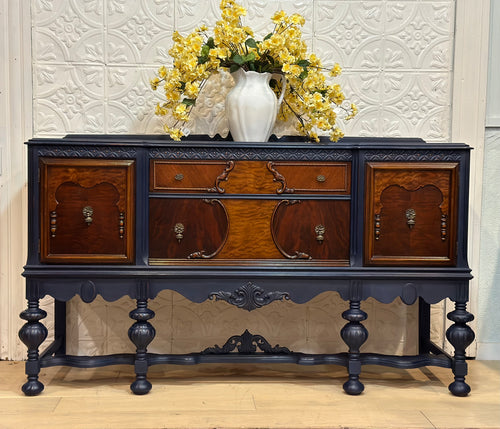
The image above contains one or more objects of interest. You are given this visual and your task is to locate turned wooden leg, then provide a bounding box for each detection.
[446,301,475,396]
[128,298,156,395]
[341,300,368,395]
[18,299,48,396]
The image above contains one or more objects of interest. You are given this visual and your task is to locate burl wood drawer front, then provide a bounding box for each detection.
[150,160,235,193]
[364,162,459,266]
[40,158,135,263]
[149,198,350,264]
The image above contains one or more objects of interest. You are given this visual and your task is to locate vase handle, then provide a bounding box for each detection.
[272,73,287,106]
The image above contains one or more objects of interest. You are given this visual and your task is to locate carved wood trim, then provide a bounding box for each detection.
[267,161,289,194]
[186,199,229,260]
[208,161,235,193]
[271,200,312,260]
[209,282,290,311]
[201,330,291,354]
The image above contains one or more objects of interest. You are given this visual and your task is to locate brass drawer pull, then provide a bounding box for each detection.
[316,174,326,183]
[82,206,94,225]
[175,173,184,181]
[315,224,325,243]
[405,208,416,229]
[174,223,185,242]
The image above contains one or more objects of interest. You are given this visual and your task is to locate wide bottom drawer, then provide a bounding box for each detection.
[149,198,350,263]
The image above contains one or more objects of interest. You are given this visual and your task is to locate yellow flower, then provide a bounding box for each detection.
[289,14,305,26]
[155,103,168,115]
[330,63,342,77]
[345,103,358,120]
[164,125,184,141]
[184,82,200,98]
[150,77,160,90]
[271,10,286,24]
[330,127,344,142]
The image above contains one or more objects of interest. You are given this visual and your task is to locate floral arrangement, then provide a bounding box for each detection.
[151,0,357,142]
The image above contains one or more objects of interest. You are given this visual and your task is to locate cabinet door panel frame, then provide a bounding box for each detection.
[39,158,136,264]
[364,162,459,266]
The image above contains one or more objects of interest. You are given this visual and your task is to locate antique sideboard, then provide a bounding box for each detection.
[19,135,475,396]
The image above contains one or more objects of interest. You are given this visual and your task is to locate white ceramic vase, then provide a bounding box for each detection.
[225,68,286,142]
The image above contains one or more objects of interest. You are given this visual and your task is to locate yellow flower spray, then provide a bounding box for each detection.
[151,0,357,142]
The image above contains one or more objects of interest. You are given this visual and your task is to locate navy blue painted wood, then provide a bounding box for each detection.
[19,135,474,397]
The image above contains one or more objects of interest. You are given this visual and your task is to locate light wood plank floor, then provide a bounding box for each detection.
[0,360,499,429]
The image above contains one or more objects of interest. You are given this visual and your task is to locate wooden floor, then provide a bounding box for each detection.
[0,360,499,429]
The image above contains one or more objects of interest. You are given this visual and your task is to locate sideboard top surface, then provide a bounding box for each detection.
[26,134,471,151]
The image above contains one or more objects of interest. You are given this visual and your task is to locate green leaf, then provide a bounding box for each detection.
[233,54,244,65]
[297,59,310,68]
[243,52,256,62]
[182,98,196,106]
[299,70,308,80]
[264,33,273,40]
[230,64,240,73]
[206,37,215,49]
[201,44,210,56]
[197,56,209,64]
[245,38,257,49]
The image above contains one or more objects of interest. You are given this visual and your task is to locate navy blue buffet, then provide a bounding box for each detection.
[19,135,474,396]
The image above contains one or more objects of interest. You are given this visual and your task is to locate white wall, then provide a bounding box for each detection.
[477,0,500,360]
[0,0,492,360]
[0,0,31,360]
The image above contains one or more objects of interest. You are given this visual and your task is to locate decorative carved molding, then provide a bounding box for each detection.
[365,150,463,162]
[149,147,353,162]
[209,282,290,311]
[201,329,291,354]
[37,146,137,158]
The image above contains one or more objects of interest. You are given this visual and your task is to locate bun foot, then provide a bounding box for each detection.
[22,379,44,396]
[448,380,471,397]
[130,378,152,395]
[343,377,364,395]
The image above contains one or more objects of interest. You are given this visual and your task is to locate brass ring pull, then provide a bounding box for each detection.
[405,208,416,229]
[82,206,93,225]
[315,224,325,243]
[174,173,184,181]
[174,223,185,243]
[316,174,326,183]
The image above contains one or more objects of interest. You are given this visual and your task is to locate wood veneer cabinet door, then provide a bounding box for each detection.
[40,158,135,263]
[364,162,459,266]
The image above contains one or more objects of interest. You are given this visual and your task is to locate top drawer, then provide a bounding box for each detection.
[150,160,234,193]
[267,162,351,194]
[151,160,351,195]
